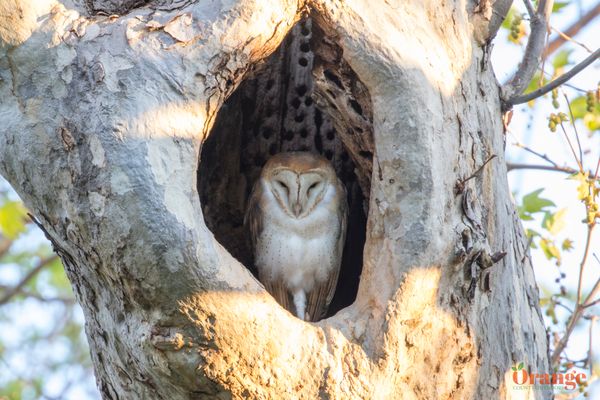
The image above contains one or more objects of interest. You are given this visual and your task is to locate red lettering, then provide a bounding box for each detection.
[551,373,563,384]
[512,369,529,385]
[530,373,538,384]
[564,373,575,391]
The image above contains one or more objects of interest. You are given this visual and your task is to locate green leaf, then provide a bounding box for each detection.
[521,189,555,214]
[526,228,541,238]
[47,258,72,294]
[584,109,600,131]
[0,199,28,239]
[518,362,524,370]
[543,208,568,235]
[552,49,573,70]
[540,238,561,262]
[569,96,588,119]
[501,7,517,29]
[0,379,26,398]
[568,96,600,131]
[562,238,574,251]
[552,2,570,12]
[570,172,590,200]
[523,73,549,105]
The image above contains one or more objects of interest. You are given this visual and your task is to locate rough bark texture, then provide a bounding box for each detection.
[0,0,550,399]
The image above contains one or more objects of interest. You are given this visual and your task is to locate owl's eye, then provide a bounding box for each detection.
[307,182,319,194]
[275,180,289,193]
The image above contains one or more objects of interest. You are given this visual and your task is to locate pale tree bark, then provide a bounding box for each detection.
[0,0,551,399]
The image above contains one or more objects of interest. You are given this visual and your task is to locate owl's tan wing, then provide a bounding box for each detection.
[261,279,294,315]
[244,180,264,249]
[245,181,295,314]
[305,182,348,322]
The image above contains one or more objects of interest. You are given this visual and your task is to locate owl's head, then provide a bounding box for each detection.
[261,152,337,219]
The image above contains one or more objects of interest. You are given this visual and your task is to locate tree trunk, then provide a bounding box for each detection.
[0,0,550,399]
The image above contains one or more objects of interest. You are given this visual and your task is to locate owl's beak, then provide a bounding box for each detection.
[293,202,303,217]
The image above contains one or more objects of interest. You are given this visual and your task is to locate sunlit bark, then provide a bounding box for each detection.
[0,0,550,398]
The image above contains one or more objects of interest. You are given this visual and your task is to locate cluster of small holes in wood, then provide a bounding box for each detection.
[310,22,375,199]
[198,17,373,314]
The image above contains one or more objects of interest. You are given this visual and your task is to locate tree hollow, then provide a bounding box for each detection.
[197,17,374,317]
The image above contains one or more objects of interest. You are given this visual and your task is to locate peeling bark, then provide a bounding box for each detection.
[0,0,549,399]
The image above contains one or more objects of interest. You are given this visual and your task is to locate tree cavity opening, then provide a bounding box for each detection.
[197,17,374,318]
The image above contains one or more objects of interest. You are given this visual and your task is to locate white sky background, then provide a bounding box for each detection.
[0,1,599,399]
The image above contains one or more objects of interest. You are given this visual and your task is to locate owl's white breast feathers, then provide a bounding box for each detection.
[255,180,341,294]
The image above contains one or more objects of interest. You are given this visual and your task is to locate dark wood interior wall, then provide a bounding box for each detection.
[198,17,374,316]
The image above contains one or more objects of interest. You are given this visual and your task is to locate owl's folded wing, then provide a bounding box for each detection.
[261,279,295,316]
[306,181,348,322]
[244,180,264,248]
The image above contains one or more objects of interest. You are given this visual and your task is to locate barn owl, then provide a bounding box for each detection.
[245,152,347,321]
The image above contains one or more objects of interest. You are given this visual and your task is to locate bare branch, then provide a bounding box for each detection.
[590,316,597,376]
[552,307,584,366]
[0,255,58,305]
[541,69,587,93]
[513,141,560,167]
[488,0,515,39]
[508,48,600,105]
[544,2,600,57]
[506,163,578,174]
[564,94,583,165]
[548,26,594,55]
[523,0,536,17]
[558,120,583,171]
[455,155,497,194]
[0,236,12,258]
[501,0,554,103]
[553,228,597,366]
[576,227,595,304]
[0,287,76,304]
[584,297,600,308]
[584,255,600,308]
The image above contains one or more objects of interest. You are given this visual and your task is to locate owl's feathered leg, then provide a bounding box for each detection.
[292,289,307,320]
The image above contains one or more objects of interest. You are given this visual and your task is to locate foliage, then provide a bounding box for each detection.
[502,1,600,397]
[0,184,98,400]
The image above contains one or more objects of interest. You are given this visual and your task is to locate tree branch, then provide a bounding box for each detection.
[0,286,76,304]
[584,297,600,309]
[544,2,600,57]
[0,255,58,305]
[564,94,583,165]
[523,0,536,17]
[0,236,12,258]
[576,227,595,304]
[506,163,577,174]
[558,120,583,171]
[501,0,554,104]
[507,47,600,105]
[589,316,597,376]
[513,141,560,167]
[552,226,597,366]
[488,0,515,39]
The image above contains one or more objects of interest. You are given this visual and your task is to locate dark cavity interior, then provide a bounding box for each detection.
[197,17,374,317]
